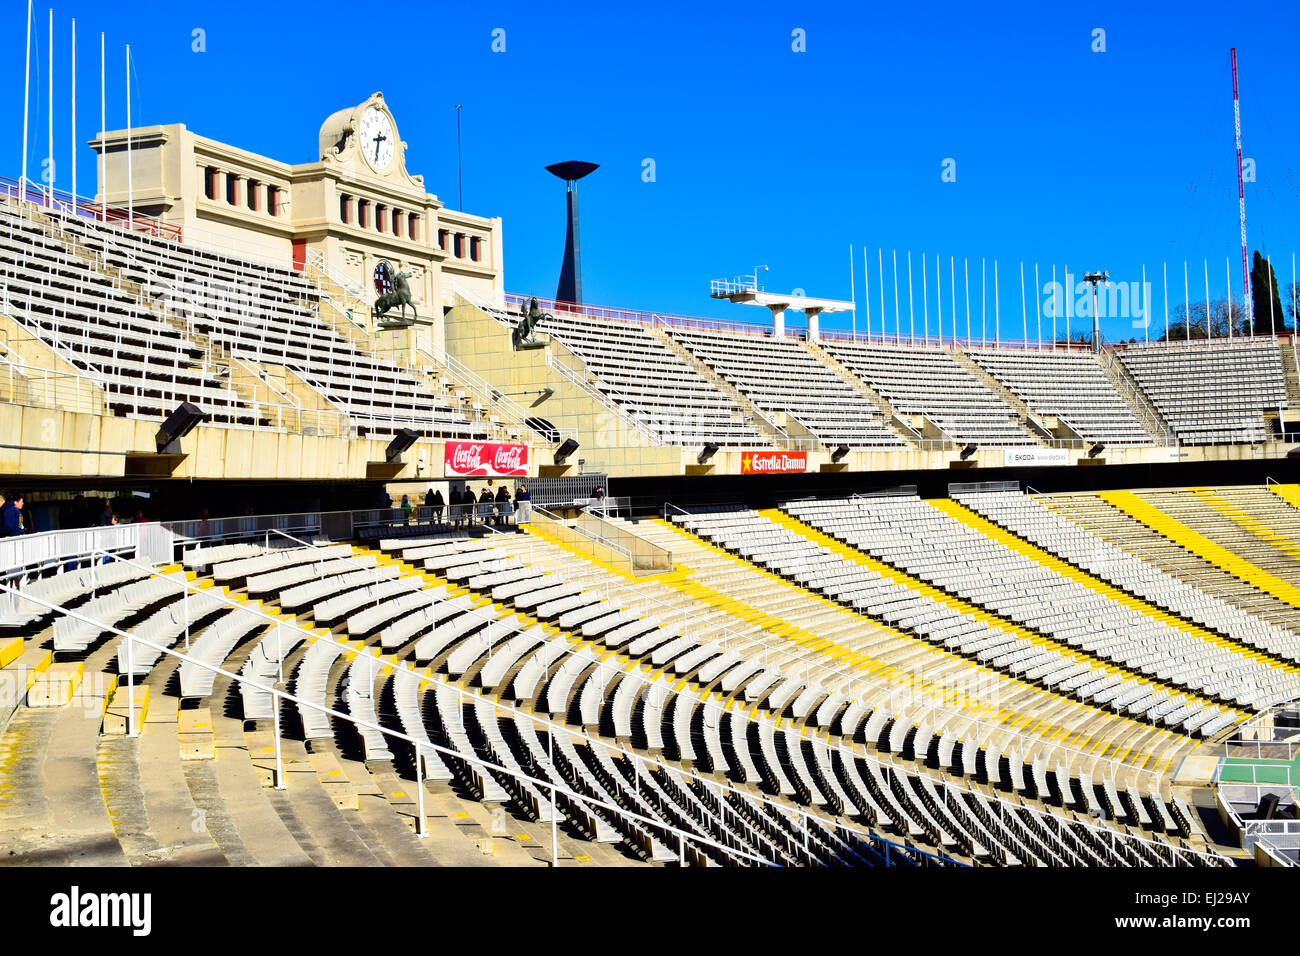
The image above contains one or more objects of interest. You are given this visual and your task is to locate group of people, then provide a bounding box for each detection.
[449,484,530,527]
[61,495,136,529]
[393,483,531,528]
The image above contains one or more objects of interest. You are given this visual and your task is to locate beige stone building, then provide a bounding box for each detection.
[90,92,504,358]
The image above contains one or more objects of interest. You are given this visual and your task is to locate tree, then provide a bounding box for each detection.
[1250,251,1286,335]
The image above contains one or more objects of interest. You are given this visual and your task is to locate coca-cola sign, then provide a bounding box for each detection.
[444,441,529,477]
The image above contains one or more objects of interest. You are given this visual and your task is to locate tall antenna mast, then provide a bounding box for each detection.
[1232,47,1250,327]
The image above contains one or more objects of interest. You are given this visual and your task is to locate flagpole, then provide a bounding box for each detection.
[935,254,943,346]
[994,259,1000,347]
[71,18,76,205]
[125,43,132,229]
[877,248,885,346]
[1051,264,1057,348]
[980,257,986,346]
[848,243,856,339]
[1034,262,1041,348]
[862,247,870,342]
[47,7,54,205]
[906,249,914,346]
[892,249,900,343]
[99,31,104,221]
[1020,261,1027,343]
[1141,263,1148,344]
[964,258,971,346]
[921,252,928,343]
[1226,258,1233,340]
[949,257,956,348]
[1203,258,1211,345]
[1163,261,1168,346]
[1268,253,1276,337]
[21,0,32,205]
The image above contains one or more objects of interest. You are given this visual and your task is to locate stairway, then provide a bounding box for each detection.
[802,341,923,446]
[653,329,796,447]
[949,351,1052,442]
[1095,349,1172,442]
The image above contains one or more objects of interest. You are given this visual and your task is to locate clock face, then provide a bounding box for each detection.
[358,107,396,172]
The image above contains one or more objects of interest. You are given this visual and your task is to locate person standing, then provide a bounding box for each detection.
[495,485,512,525]
[477,486,495,525]
[400,494,413,524]
[430,488,445,524]
[0,493,21,537]
[97,498,115,527]
[514,483,531,525]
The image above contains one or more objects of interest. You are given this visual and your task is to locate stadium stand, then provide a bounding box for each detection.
[5,125,1300,870]
[965,348,1160,445]
[0,194,514,441]
[0,516,1238,867]
[527,308,768,447]
[1116,340,1287,444]
[665,327,909,448]
[779,494,1298,711]
[1043,490,1300,631]
[817,338,1038,446]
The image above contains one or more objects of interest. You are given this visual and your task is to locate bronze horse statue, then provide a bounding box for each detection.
[513,296,549,349]
[373,260,416,326]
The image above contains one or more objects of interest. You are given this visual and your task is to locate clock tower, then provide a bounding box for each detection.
[317,93,421,189]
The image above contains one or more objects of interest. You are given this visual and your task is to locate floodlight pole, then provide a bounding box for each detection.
[1083,271,1108,353]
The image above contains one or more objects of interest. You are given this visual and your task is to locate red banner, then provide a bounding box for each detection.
[740,450,807,475]
[444,441,529,477]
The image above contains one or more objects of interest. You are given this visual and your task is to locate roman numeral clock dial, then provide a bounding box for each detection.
[359,107,395,172]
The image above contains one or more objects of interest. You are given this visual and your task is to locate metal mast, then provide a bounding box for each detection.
[1232,48,1250,328]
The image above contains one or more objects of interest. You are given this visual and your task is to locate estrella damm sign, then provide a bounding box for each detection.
[740,450,807,475]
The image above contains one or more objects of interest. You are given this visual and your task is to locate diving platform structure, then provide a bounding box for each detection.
[710,277,854,340]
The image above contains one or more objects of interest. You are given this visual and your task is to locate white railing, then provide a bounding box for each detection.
[1096,347,1177,445]
[0,521,171,583]
[416,345,561,445]
[302,248,368,335]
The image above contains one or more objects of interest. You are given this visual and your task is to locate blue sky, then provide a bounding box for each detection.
[6,0,1300,340]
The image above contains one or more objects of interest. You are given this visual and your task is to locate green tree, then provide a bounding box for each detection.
[1250,251,1286,334]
